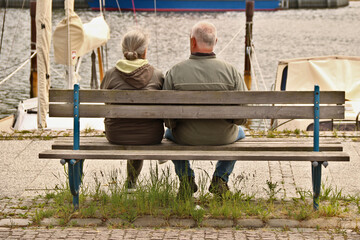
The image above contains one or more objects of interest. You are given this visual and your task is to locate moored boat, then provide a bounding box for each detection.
[86,0,282,11]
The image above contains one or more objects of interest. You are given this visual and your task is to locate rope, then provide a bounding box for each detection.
[0,0,8,56]
[251,43,267,91]
[65,0,75,88]
[154,0,159,66]
[0,51,37,86]
[217,27,243,56]
[0,54,35,73]
[248,49,259,90]
[50,66,65,79]
[102,0,106,17]
[99,0,103,13]
[247,41,270,130]
[115,0,123,16]
[131,0,137,24]
[6,0,26,60]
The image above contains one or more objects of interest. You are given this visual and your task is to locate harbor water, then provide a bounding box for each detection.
[0,2,359,119]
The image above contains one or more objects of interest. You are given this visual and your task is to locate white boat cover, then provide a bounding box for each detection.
[53,12,110,65]
[275,56,360,121]
[36,0,52,128]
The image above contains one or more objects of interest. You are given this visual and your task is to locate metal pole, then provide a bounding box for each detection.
[30,0,37,98]
[312,85,322,210]
[244,0,254,90]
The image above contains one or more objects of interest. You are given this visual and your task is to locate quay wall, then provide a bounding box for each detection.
[285,0,349,8]
[0,0,89,9]
[1,0,349,10]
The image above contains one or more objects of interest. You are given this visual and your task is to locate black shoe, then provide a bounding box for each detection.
[177,176,198,200]
[125,179,136,189]
[209,176,230,198]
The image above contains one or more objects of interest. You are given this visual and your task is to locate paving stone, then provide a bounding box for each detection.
[340,219,359,229]
[0,218,31,227]
[168,217,196,228]
[133,216,167,228]
[106,218,129,227]
[236,219,265,228]
[68,218,103,227]
[40,217,61,226]
[300,218,340,229]
[201,218,234,228]
[267,219,300,228]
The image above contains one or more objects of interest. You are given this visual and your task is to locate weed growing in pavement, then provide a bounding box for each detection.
[264,180,282,202]
[83,127,96,134]
[26,164,360,226]
[32,209,56,225]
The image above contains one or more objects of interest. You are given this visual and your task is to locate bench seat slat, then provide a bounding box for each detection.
[39,150,350,162]
[49,104,344,119]
[52,141,343,151]
[49,90,345,105]
[55,137,342,144]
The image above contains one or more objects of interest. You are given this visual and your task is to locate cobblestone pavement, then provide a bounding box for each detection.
[0,227,360,240]
[1,136,360,239]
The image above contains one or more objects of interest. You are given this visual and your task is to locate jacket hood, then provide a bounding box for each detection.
[115,59,154,89]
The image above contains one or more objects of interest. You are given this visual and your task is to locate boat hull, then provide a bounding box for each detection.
[87,0,281,11]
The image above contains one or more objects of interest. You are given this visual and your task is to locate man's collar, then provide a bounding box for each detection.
[191,52,216,56]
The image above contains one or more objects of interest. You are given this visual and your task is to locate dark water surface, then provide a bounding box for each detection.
[0,2,359,118]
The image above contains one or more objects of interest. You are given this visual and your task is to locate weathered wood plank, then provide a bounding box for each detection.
[52,141,343,151]
[49,89,345,105]
[49,104,344,119]
[39,150,350,162]
[56,137,342,144]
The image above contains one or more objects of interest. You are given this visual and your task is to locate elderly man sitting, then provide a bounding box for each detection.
[163,21,248,199]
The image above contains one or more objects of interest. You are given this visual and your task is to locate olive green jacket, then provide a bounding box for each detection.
[163,54,247,146]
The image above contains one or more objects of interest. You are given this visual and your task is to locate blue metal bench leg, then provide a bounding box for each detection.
[68,159,84,210]
[312,162,322,210]
[70,83,82,210]
[313,85,321,210]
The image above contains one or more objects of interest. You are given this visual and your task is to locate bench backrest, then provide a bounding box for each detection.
[49,88,345,120]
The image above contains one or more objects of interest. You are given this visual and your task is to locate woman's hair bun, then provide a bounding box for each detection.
[124,51,138,60]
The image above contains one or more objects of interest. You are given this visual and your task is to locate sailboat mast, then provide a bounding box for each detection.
[30,0,37,98]
[244,0,254,90]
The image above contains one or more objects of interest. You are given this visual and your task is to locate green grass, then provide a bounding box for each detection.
[23,165,359,226]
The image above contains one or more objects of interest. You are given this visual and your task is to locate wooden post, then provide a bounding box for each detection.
[29,0,37,98]
[244,0,254,90]
[97,47,104,83]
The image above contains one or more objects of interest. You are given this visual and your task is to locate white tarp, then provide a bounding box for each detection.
[273,56,360,130]
[275,56,360,101]
[275,56,360,119]
[53,12,110,66]
[36,0,52,128]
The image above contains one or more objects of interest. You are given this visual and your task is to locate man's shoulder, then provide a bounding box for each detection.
[212,57,237,68]
[169,58,192,70]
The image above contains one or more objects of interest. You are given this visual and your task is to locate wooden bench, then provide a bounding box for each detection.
[39,84,350,209]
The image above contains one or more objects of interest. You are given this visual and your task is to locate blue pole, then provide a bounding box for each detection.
[312,85,321,210]
[69,83,81,209]
[73,84,80,151]
[313,85,320,152]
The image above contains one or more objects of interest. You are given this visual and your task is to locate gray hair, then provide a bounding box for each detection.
[122,29,149,60]
[190,21,217,48]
